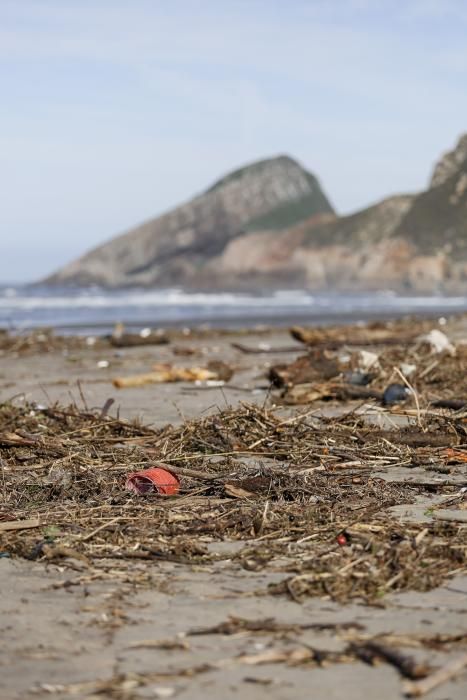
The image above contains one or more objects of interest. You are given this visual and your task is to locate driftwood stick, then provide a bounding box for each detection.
[110,333,169,347]
[358,430,456,448]
[0,518,41,532]
[403,652,467,697]
[290,326,418,347]
[231,342,301,354]
[432,399,467,410]
[354,642,430,680]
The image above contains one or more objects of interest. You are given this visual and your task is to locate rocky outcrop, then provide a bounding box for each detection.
[44,156,334,288]
[43,134,467,293]
[430,133,467,188]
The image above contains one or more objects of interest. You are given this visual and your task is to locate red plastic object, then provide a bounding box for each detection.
[336,533,348,546]
[125,466,180,496]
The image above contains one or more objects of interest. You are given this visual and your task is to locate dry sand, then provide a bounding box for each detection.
[1,326,467,699]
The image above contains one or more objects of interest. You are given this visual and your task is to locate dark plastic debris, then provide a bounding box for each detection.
[343,371,373,386]
[382,383,410,406]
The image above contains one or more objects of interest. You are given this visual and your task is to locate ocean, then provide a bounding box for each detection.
[1,285,467,335]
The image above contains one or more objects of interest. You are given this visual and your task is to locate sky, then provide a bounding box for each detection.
[1,0,467,282]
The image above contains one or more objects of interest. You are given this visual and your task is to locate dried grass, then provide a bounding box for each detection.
[1,397,465,602]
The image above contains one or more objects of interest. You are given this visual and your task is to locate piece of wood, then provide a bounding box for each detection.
[0,518,41,532]
[80,516,122,542]
[224,483,256,499]
[290,325,417,348]
[432,399,467,410]
[231,342,301,354]
[113,366,218,388]
[110,333,169,347]
[0,432,38,447]
[355,641,430,680]
[403,652,467,697]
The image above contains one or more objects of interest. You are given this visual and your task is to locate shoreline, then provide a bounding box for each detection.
[4,305,467,336]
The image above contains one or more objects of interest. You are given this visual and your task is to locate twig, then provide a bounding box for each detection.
[393,366,422,428]
[403,652,467,696]
[0,518,41,532]
[231,342,301,354]
[80,516,121,542]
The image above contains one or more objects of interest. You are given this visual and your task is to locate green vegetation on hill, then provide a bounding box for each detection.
[394,158,467,256]
[246,191,334,232]
[206,155,297,193]
[299,196,413,249]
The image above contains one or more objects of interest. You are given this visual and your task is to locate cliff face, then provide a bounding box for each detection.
[44,135,467,293]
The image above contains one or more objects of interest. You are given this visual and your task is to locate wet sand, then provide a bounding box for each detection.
[1,323,467,699]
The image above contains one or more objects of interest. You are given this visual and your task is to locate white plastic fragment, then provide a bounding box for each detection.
[358,350,380,371]
[152,688,176,699]
[419,329,455,355]
[400,363,417,378]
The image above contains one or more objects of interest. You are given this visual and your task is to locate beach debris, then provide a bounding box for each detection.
[433,398,467,410]
[290,325,417,347]
[269,352,339,388]
[224,483,256,499]
[125,467,180,496]
[403,652,467,697]
[281,381,383,405]
[110,322,169,348]
[203,360,234,382]
[400,362,417,378]
[0,431,39,447]
[353,641,430,680]
[113,361,233,388]
[2,398,467,602]
[152,688,176,698]
[418,329,455,356]
[443,448,467,463]
[187,616,364,637]
[357,349,380,371]
[382,383,411,406]
[0,518,41,532]
[232,341,300,354]
[172,345,198,356]
[97,360,110,369]
[343,370,373,386]
[126,638,190,651]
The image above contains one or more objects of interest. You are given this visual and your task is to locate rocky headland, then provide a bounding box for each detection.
[44,134,467,293]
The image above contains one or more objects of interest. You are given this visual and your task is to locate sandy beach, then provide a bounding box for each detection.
[1,317,467,699]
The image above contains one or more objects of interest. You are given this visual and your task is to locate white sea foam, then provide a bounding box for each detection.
[1,288,466,311]
[1,285,467,331]
[0,289,317,310]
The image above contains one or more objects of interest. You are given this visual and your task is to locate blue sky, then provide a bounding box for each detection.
[1,0,467,282]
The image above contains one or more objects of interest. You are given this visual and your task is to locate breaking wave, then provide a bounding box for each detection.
[1,285,467,333]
